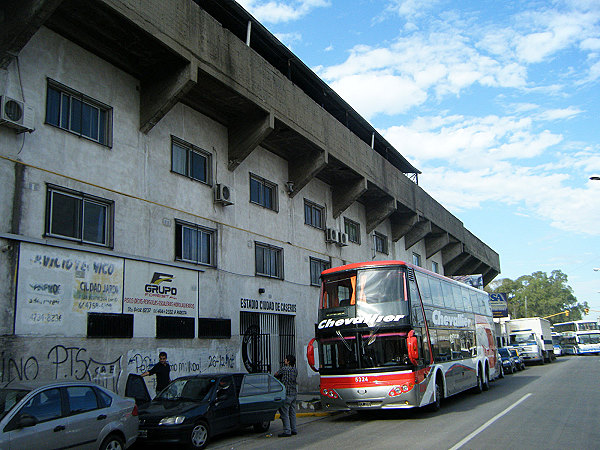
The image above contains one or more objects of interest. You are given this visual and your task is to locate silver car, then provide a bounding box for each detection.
[0,380,138,449]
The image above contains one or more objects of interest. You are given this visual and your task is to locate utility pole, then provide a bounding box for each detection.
[525,296,528,317]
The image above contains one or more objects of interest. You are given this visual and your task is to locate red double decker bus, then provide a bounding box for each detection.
[307,260,499,411]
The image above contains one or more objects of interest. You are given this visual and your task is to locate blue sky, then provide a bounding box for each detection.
[236,0,600,317]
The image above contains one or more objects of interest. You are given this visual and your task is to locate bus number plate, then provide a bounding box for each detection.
[355,376,369,383]
[357,401,372,407]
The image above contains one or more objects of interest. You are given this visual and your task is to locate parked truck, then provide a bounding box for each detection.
[506,317,554,364]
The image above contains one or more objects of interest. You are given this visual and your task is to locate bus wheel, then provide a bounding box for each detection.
[473,368,483,394]
[482,367,490,391]
[428,379,442,412]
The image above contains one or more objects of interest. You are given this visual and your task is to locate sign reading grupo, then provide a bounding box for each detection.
[123,261,197,317]
[15,243,124,336]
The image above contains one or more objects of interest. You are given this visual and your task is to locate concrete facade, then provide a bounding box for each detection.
[0,0,500,394]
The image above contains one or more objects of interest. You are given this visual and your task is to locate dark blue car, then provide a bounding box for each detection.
[126,373,285,449]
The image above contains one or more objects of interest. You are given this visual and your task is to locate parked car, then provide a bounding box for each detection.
[127,372,285,449]
[509,348,526,371]
[498,347,516,374]
[0,380,138,450]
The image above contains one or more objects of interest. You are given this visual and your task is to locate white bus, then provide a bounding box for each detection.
[553,320,600,355]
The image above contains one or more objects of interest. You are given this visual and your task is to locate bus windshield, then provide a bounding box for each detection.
[319,330,411,371]
[578,333,600,345]
[320,267,407,316]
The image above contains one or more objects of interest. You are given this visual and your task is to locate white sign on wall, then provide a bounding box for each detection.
[123,260,198,336]
[16,243,124,336]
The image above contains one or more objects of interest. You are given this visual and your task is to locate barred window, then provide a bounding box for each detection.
[198,318,231,339]
[156,316,195,338]
[87,313,133,338]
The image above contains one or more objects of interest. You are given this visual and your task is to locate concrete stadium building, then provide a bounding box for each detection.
[0,0,500,394]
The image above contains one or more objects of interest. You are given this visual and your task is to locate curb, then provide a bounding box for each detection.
[274,411,333,419]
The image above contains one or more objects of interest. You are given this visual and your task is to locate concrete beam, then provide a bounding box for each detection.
[332,177,368,218]
[483,267,499,286]
[457,256,482,276]
[366,197,397,234]
[405,219,432,250]
[425,232,450,259]
[0,0,63,69]
[228,111,275,171]
[444,252,470,275]
[442,242,463,265]
[140,61,197,133]
[287,149,328,198]
[391,211,418,242]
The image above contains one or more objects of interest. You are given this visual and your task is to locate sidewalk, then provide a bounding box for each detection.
[274,392,331,418]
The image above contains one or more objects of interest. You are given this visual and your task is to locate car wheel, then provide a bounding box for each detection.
[100,434,124,450]
[190,421,210,449]
[253,420,270,432]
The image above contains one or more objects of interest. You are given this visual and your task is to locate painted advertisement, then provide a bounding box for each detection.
[489,292,509,318]
[16,243,124,336]
[123,260,198,318]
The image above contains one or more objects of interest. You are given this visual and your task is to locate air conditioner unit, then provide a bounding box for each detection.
[0,96,35,133]
[337,232,349,247]
[325,228,338,243]
[214,183,234,205]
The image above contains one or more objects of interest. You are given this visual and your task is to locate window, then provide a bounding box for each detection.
[344,218,360,244]
[197,318,231,339]
[310,257,330,286]
[46,185,113,246]
[19,388,62,423]
[432,261,439,273]
[175,221,216,266]
[304,200,324,229]
[156,316,195,338]
[87,313,133,338]
[255,242,283,279]
[250,174,277,211]
[374,232,388,254]
[171,137,212,184]
[66,386,98,414]
[412,252,421,267]
[45,79,111,145]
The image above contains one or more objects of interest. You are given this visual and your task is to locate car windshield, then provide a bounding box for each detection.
[156,378,215,401]
[498,348,509,357]
[0,388,30,420]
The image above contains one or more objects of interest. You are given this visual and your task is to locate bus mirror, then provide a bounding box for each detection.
[307,338,318,372]
[407,330,419,365]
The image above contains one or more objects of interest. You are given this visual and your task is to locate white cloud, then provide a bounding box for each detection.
[236,0,330,23]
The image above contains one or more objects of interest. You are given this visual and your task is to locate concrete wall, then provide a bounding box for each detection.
[0,26,446,394]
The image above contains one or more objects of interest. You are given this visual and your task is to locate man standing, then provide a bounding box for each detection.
[274,354,298,437]
[141,351,171,392]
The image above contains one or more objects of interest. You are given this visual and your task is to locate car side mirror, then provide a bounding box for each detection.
[17,414,38,428]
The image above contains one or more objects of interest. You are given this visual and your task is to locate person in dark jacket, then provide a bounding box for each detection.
[141,351,171,392]
[274,354,298,437]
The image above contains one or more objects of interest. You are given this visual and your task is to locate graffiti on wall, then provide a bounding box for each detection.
[1,345,122,393]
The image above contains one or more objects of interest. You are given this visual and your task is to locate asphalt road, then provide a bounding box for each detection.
[209,355,600,450]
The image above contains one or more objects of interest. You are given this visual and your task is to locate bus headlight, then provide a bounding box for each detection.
[388,383,413,397]
[322,388,339,399]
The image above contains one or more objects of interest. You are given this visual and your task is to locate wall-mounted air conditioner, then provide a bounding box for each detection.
[325,228,338,243]
[337,232,349,246]
[214,183,234,205]
[0,96,35,133]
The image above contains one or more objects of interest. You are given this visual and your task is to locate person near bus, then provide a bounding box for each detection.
[274,354,298,437]
[141,351,171,392]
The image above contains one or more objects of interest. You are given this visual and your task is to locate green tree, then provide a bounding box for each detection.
[486,270,588,324]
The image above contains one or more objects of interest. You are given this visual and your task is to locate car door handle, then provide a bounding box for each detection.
[97,414,107,420]
[53,425,65,432]
[275,397,282,401]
